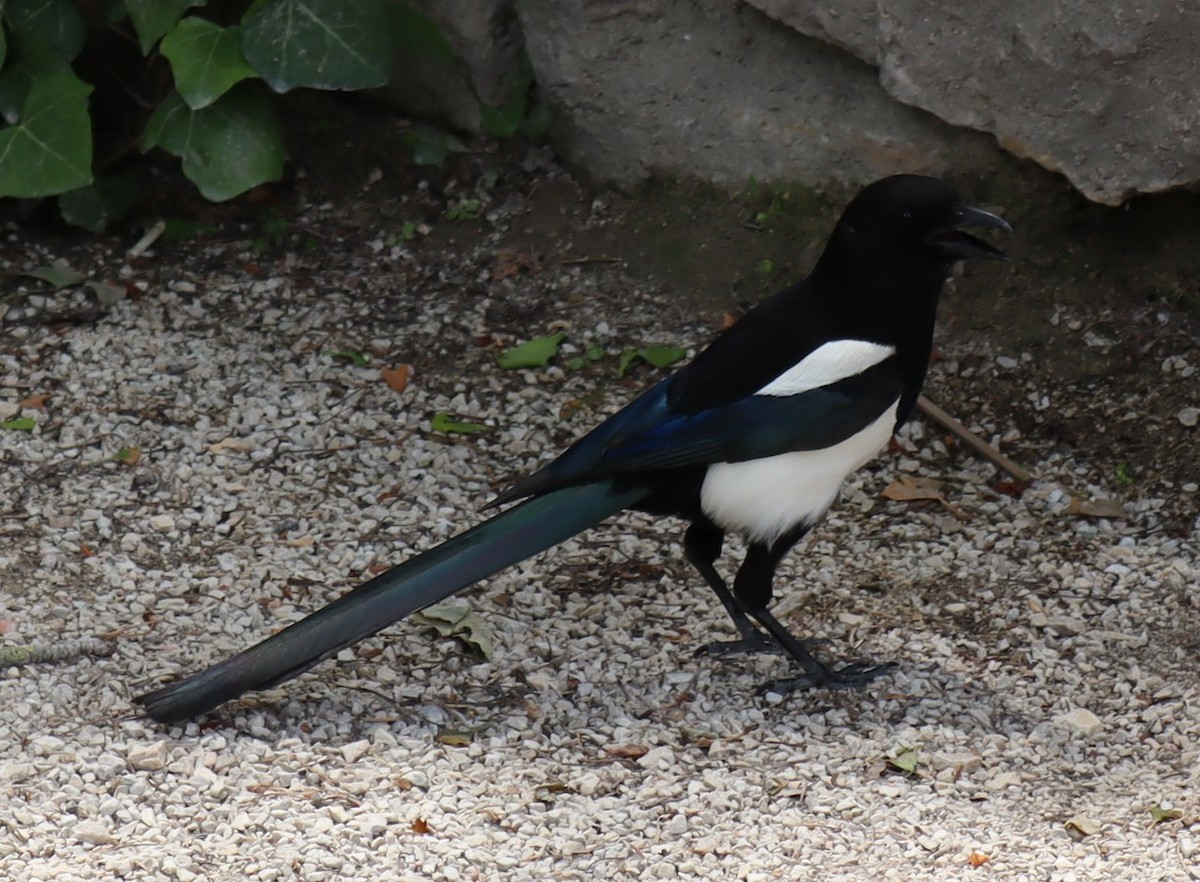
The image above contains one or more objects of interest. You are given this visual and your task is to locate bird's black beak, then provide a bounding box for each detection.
[926,205,1011,261]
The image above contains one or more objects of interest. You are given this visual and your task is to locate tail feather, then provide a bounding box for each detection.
[136,480,645,723]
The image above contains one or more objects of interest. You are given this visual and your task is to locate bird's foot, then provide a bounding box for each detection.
[755,660,896,697]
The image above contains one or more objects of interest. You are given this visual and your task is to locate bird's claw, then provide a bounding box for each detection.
[696,634,831,659]
[755,660,896,697]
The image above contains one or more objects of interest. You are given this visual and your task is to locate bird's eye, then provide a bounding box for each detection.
[900,210,913,224]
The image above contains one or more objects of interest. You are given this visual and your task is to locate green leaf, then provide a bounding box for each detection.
[615,345,687,377]
[142,86,285,202]
[385,3,456,62]
[161,20,258,110]
[887,748,920,774]
[160,217,210,242]
[0,22,7,71]
[7,0,86,61]
[0,32,73,124]
[404,127,467,166]
[0,74,93,197]
[23,265,87,288]
[242,0,393,92]
[325,348,368,366]
[58,172,142,232]
[496,333,566,369]
[1,418,36,431]
[126,0,199,54]
[585,344,605,362]
[430,412,488,435]
[411,603,495,660]
[1150,805,1183,824]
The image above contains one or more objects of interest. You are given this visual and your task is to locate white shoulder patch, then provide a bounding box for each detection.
[756,340,895,397]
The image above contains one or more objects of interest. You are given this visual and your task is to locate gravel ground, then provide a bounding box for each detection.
[2,154,1199,881]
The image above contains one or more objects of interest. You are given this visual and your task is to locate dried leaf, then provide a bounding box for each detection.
[411,818,431,835]
[492,249,542,280]
[411,603,495,659]
[608,744,650,759]
[882,475,946,503]
[1066,497,1128,519]
[496,333,566,369]
[207,437,255,455]
[1064,816,1101,838]
[430,412,489,435]
[968,852,991,868]
[381,364,410,394]
[18,393,49,409]
[434,728,474,747]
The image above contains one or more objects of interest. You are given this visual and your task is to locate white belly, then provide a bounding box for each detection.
[700,399,900,545]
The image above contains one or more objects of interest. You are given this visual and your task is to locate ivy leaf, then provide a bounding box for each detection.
[243,0,393,92]
[326,349,368,366]
[161,20,257,110]
[22,265,87,289]
[7,0,87,61]
[615,344,687,377]
[142,86,285,202]
[887,747,920,774]
[126,0,199,54]
[0,73,93,198]
[430,412,488,435]
[496,333,566,369]
[58,172,143,232]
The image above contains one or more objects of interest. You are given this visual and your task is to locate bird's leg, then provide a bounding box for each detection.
[683,520,782,657]
[734,527,895,694]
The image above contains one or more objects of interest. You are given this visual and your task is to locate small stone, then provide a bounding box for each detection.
[127,741,168,771]
[340,739,371,764]
[1054,708,1104,738]
[1178,407,1198,428]
[149,514,176,533]
[73,819,112,844]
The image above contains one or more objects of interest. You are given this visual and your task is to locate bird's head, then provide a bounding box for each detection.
[822,174,1011,271]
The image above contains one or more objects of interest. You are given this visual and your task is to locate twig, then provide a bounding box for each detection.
[917,395,1034,483]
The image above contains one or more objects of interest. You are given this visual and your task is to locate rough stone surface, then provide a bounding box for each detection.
[516,0,1000,191]
[380,0,524,132]
[751,0,1200,204]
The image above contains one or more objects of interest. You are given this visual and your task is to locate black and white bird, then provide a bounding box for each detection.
[136,174,1010,723]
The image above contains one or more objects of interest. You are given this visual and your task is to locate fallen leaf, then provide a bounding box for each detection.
[882,475,967,520]
[114,446,141,466]
[882,475,946,502]
[496,333,566,369]
[1064,816,1101,838]
[381,364,411,394]
[434,728,474,747]
[411,603,495,659]
[0,418,36,431]
[887,747,920,774]
[327,349,369,366]
[608,744,650,759]
[1066,497,1128,519]
[0,620,11,635]
[1149,805,1183,824]
[19,393,49,409]
[430,412,489,435]
[23,266,88,289]
[968,852,991,868]
[411,818,431,835]
[492,249,542,280]
[88,281,127,305]
[616,344,687,377]
[207,437,255,455]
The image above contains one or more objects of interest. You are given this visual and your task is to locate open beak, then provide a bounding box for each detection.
[926,205,1012,261]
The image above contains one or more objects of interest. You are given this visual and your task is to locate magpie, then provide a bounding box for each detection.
[136,174,1009,723]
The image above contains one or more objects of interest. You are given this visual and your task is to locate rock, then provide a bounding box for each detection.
[516,0,998,191]
[1178,407,1198,428]
[750,0,1200,203]
[127,741,168,771]
[1054,708,1104,738]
